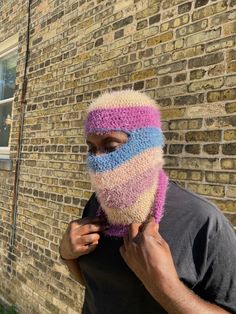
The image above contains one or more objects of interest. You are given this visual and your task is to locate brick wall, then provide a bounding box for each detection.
[0,0,235,313]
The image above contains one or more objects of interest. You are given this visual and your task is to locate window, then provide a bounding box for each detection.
[0,35,18,159]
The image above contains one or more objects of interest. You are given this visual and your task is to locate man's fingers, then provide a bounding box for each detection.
[129,222,140,241]
[76,233,100,246]
[71,221,104,236]
[141,217,159,236]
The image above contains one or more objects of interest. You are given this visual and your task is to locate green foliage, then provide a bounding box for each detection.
[0,303,18,314]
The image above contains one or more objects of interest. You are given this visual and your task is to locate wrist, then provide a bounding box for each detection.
[146,273,184,303]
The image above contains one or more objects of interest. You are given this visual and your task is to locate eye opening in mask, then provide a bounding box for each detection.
[86,131,130,156]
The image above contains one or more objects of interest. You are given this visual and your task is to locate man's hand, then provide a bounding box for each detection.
[60,217,104,260]
[120,218,230,314]
[119,217,179,295]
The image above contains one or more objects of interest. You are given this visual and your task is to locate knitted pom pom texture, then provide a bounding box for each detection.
[84,90,169,237]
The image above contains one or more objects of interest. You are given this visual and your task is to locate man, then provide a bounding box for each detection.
[60,90,236,314]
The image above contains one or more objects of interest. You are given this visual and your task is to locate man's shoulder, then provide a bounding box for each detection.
[164,181,233,235]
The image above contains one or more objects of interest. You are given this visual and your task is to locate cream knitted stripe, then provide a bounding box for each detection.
[87,90,159,113]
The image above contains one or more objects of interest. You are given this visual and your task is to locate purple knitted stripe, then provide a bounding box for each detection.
[96,166,159,210]
[85,106,161,135]
[96,169,169,237]
[153,169,169,223]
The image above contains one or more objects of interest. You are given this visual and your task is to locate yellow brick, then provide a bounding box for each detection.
[133,26,159,41]
[161,108,186,119]
[193,0,227,21]
[188,183,225,197]
[212,199,236,212]
[147,31,173,47]
[130,68,156,81]
[96,68,118,80]
[64,206,80,215]
[161,22,169,32]
[224,21,236,36]
[224,130,236,141]
[226,186,236,198]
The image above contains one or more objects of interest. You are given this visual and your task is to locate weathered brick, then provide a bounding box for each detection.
[172,45,204,60]
[208,64,225,77]
[186,130,221,142]
[147,31,173,47]
[226,186,236,198]
[130,68,156,81]
[137,19,148,30]
[206,36,236,52]
[221,158,236,169]
[192,1,227,21]
[120,62,142,74]
[188,77,224,92]
[174,94,204,106]
[164,132,180,141]
[160,14,189,32]
[157,60,186,75]
[195,0,209,8]
[185,144,201,154]
[209,10,236,27]
[212,199,236,212]
[225,74,236,87]
[188,52,224,69]
[156,84,187,97]
[149,14,161,25]
[190,69,206,80]
[203,144,220,155]
[178,2,192,14]
[161,108,186,119]
[207,88,236,102]
[205,116,236,128]
[136,4,160,19]
[169,144,183,154]
[174,73,187,83]
[176,19,208,38]
[225,102,236,113]
[133,80,144,90]
[222,143,236,155]
[112,16,133,30]
[188,183,225,197]
[206,171,236,184]
[159,75,172,86]
[186,28,221,47]
[224,21,236,36]
[169,169,202,181]
[114,29,124,39]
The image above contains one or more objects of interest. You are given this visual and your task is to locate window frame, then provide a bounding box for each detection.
[0,35,18,159]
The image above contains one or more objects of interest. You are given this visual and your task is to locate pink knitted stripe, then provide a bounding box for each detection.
[85,106,161,134]
[96,165,160,210]
[153,169,169,223]
[97,169,169,237]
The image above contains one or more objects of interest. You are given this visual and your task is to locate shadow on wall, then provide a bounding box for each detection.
[0,299,18,314]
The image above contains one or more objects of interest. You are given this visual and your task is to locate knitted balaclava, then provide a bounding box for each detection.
[84,90,169,237]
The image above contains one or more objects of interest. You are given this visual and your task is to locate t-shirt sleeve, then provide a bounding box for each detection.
[193,218,236,313]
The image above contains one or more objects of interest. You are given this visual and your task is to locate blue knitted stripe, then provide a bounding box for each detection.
[87,127,164,172]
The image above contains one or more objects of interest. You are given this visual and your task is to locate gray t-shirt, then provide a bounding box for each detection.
[79,181,236,314]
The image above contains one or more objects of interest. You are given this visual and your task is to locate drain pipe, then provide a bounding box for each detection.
[10,0,31,247]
